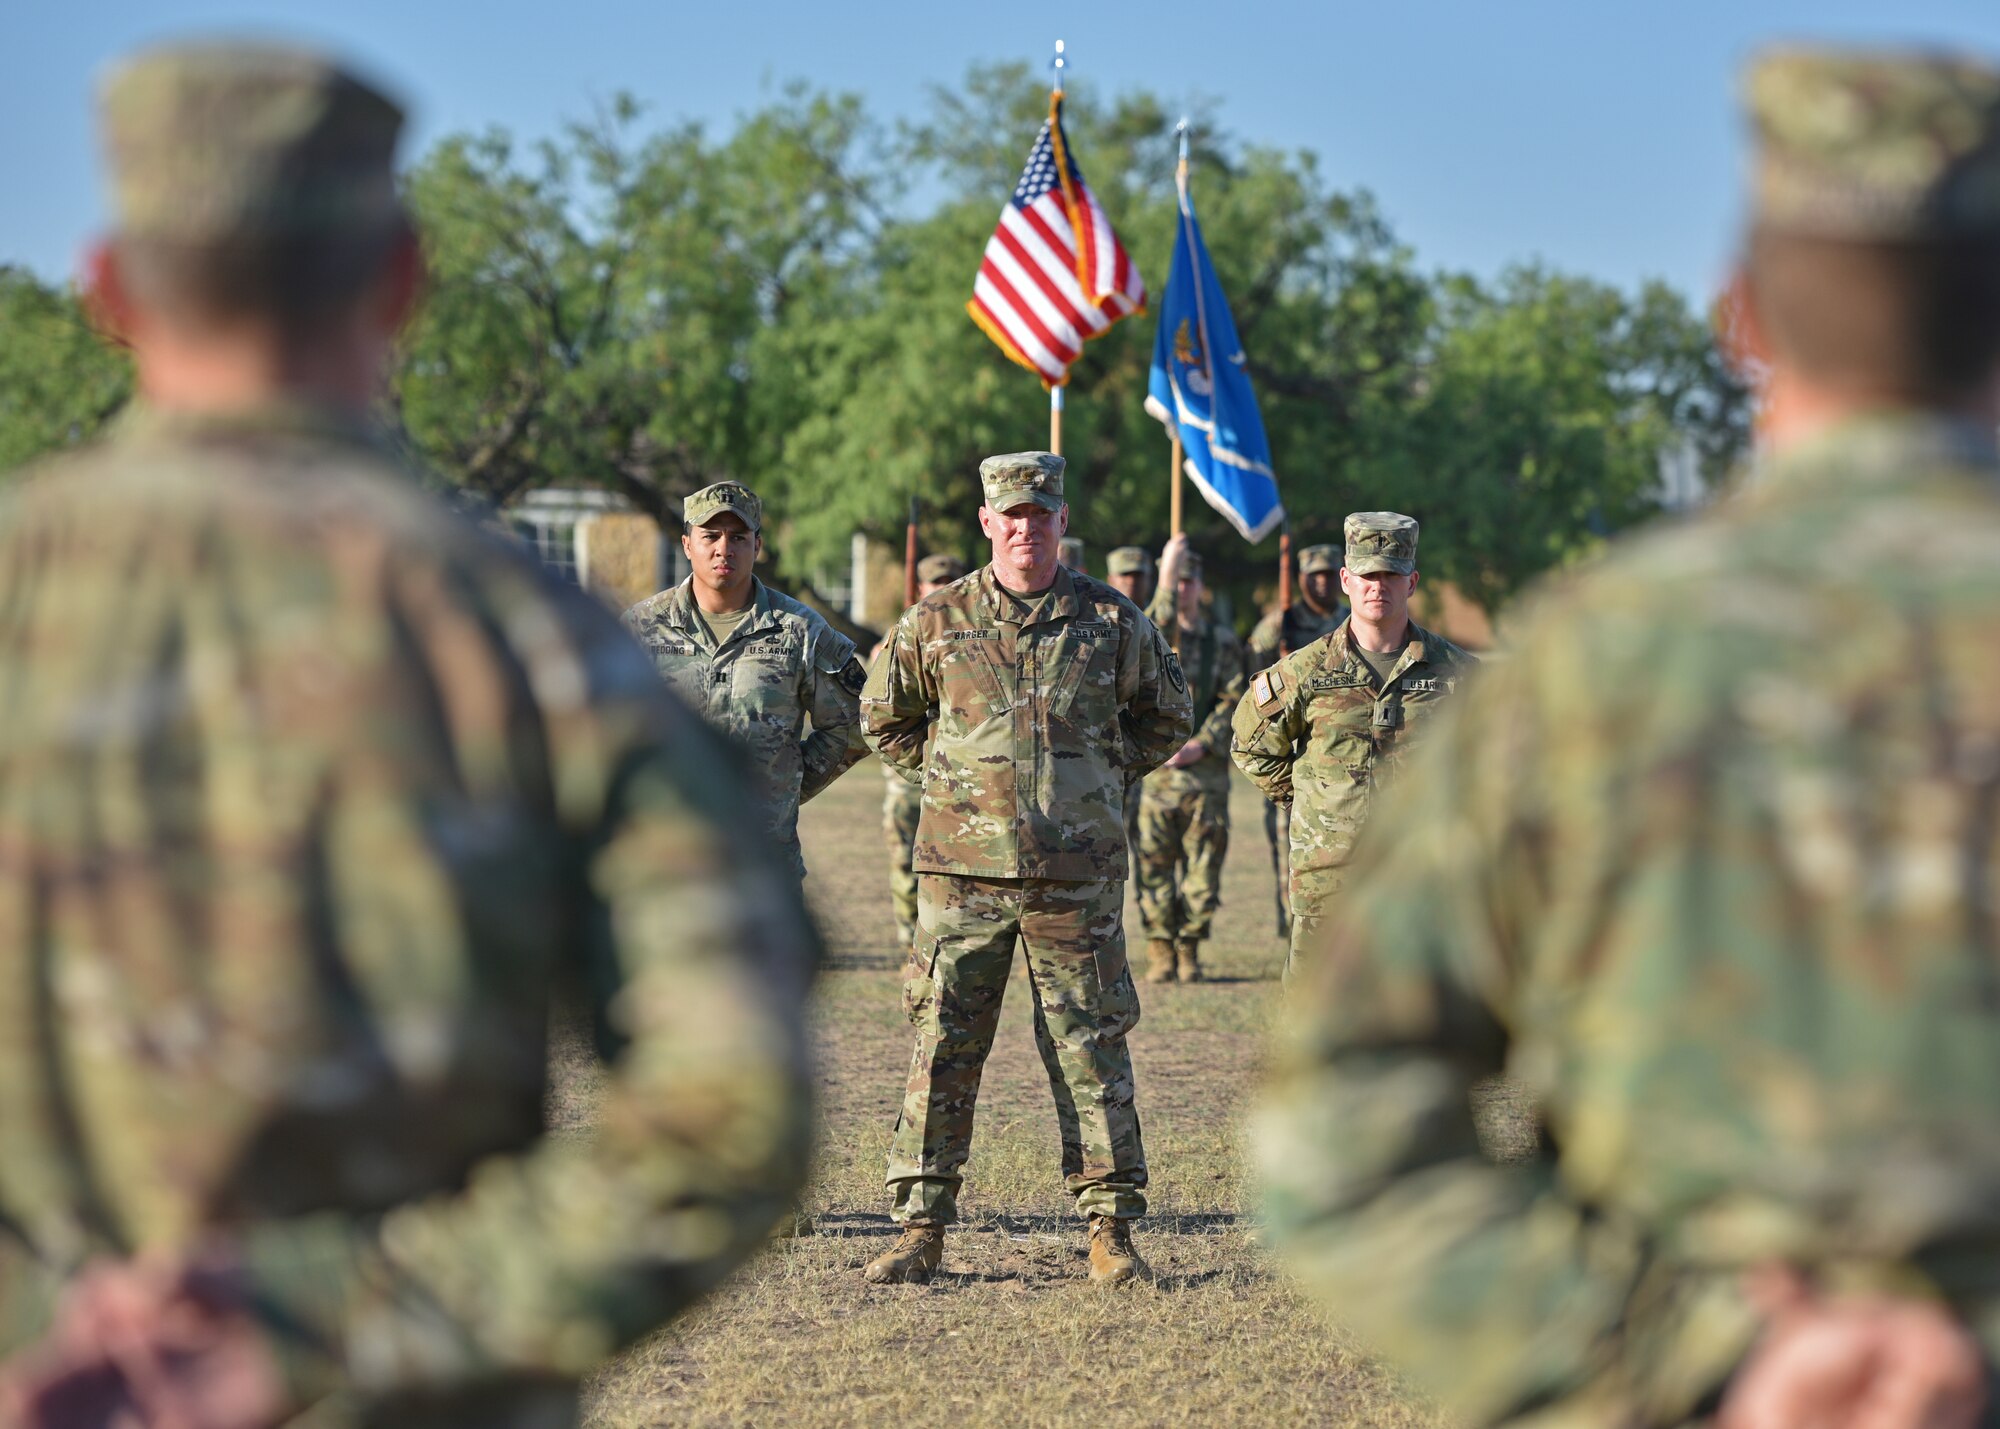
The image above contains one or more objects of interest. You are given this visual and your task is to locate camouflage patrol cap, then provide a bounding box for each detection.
[1746,47,2000,239]
[98,42,405,243]
[979,451,1066,513]
[1058,537,1086,567]
[683,481,762,533]
[1107,545,1154,576]
[1298,543,1340,575]
[1343,512,1419,576]
[917,553,967,584]
[1174,550,1204,580]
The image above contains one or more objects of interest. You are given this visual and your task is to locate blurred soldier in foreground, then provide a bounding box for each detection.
[1136,535,1248,983]
[0,42,816,1429]
[1058,535,1086,570]
[1232,514,1476,977]
[878,553,968,955]
[1245,543,1345,935]
[1259,46,2000,1429]
[624,481,869,882]
[860,453,1190,1287]
[1105,545,1156,607]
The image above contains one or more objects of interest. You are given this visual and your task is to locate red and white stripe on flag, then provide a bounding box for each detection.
[967,95,1146,387]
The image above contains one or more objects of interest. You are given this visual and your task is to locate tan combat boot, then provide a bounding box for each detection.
[1087,1214,1151,1285]
[863,1225,944,1285]
[1145,938,1177,984]
[1175,938,1204,983]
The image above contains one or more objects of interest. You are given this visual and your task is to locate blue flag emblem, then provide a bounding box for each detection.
[1145,176,1283,543]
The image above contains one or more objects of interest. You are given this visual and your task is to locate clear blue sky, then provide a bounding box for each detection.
[8,0,2000,304]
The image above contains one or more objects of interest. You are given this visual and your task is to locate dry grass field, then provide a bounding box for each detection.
[564,760,1526,1428]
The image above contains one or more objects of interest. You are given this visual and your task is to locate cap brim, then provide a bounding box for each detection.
[1344,556,1414,576]
[693,505,760,533]
[988,491,1063,514]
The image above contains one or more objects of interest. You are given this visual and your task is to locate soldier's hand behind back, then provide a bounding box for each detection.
[1720,1266,1986,1429]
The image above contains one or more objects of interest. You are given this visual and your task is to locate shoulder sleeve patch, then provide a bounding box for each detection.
[837,655,868,696]
[1252,668,1287,715]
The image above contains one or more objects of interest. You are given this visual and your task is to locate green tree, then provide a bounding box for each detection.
[0,267,132,471]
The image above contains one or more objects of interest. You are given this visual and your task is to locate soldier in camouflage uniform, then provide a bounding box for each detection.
[859,453,1191,1287]
[1059,535,1086,570]
[1232,514,1476,977]
[1105,545,1156,608]
[880,553,968,954]
[1135,539,1249,984]
[623,481,869,881]
[1258,47,2000,1429]
[1246,543,1346,936]
[0,42,816,1429]
[1108,545,1159,854]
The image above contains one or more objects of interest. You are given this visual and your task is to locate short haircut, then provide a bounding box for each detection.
[1747,227,2000,402]
[114,214,408,338]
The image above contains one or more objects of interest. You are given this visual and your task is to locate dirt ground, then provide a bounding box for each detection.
[572,760,1509,1428]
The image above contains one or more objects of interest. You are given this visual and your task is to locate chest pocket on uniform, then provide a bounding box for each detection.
[931,634,1011,728]
[1047,622,1118,725]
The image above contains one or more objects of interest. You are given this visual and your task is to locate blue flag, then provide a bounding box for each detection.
[1145,175,1283,542]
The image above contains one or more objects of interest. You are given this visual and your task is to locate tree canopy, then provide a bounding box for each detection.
[0,63,1749,614]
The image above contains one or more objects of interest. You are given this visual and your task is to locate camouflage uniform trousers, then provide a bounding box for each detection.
[1133,784,1230,943]
[1285,863,1349,981]
[889,873,1147,1224]
[882,769,923,953]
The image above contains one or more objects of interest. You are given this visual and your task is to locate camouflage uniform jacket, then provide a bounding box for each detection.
[623,577,867,875]
[862,564,1192,881]
[1231,619,1476,873]
[1257,415,2000,1428]
[1246,599,1346,674]
[1143,590,1250,796]
[0,404,816,1419]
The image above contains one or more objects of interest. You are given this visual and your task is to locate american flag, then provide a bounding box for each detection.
[967,95,1146,387]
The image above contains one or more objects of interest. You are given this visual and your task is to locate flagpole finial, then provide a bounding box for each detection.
[1052,39,1066,96]
[1176,116,1190,161]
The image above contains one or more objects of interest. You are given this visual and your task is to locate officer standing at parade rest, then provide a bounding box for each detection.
[0,41,816,1429]
[1258,45,2000,1429]
[623,481,870,881]
[878,552,968,957]
[859,452,1190,1288]
[1246,542,1346,935]
[1232,513,1476,977]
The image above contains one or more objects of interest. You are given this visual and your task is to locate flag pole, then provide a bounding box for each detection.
[1048,40,1068,457]
[1168,118,1190,536]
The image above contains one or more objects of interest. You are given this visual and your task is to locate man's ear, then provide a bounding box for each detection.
[1058,504,1070,535]
[81,239,139,348]
[1408,570,1421,594]
[373,222,425,337]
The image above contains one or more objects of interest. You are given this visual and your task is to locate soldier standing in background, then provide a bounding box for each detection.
[1058,535,1086,570]
[623,481,870,882]
[1245,543,1346,936]
[0,41,816,1429]
[879,553,968,956]
[1136,535,1249,983]
[1107,545,1160,854]
[860,453,1190,1288]
[1105,545,1157,608]
[1232,514,1476,977]
[1259,46,2000,1429]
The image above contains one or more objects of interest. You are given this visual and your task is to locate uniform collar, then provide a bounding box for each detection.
[666,576,778,648]
[977,563,1083,627]
[112,397,388,458]
[1330,617,1436,674]
[1750,412,2000,495]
